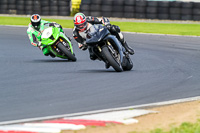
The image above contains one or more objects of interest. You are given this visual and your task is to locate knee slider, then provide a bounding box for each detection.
[111,25,120,33]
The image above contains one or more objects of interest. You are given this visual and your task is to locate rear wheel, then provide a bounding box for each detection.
[57,42,77,61]
[102,46,123,72]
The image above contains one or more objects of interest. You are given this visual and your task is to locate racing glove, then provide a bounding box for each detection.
[54,23,61,28]
[78,42,87,51]
[101,17,110,26]
[37,41,42,47]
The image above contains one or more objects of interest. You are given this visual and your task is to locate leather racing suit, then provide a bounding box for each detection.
[73,16,134,60]
[27,20,64,56]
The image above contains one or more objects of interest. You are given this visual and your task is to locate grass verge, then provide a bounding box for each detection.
[151,119,200,133]
[0,16,200,36]
[130,119,200,133]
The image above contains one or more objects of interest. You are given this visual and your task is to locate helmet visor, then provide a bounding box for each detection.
[76,21,87,30]
[32,21,41,29]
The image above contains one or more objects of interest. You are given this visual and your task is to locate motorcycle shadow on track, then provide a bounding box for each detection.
[29,59,76,63]
[78,69,133,73]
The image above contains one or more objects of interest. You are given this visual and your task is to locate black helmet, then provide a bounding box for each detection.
[30,14,41,30]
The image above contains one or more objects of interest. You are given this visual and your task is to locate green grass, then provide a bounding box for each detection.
[0,16,74,28]
[112,21,200,36]
[129,119,200,133]
[1,16,200,36]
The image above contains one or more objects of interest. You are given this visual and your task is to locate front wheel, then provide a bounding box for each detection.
[57,43,77,61]
[102,46,123,72]
[122,56,133,71]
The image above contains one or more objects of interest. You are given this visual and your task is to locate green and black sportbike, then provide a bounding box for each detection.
[41,26,76,61]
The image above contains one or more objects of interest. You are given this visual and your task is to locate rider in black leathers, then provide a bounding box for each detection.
[73,13,134,66]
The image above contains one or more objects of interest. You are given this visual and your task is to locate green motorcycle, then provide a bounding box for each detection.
[41,26,77,61]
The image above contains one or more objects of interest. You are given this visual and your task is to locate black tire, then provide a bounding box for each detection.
[147,1,158,7]
[158,14,169,19]
[193,15,200,21]
[91,0,101,5]
[81,11,90,16]
[90,11,101,17]
[136,1,147,7]
[181,2,193,8]
[58,1,70,6]
[101,5,112,12]
[81,0,91,4]
[0,0,7,4]
[170,14,181,20]
[146,13,157,19]
[58,6,70,12]
[146,7,157,14]
[113,5,123,12]
[193,8,200,15]
[122,56,133,71]
[102,0,112,5]
[112,12,123,18]
[125,0,135,6]
[17,0,24,5]
[101,11,112,17]
[25,0,33,5]
[41,11,49,15]
[193,2,200,8]
[181,8,192,15]
[113,0,124,6]
[0,4,7,10]
[124,12,135,18]
[135,6,146,13]
[181,15,192,20]
[8,4,16,10]
[41,1,49,6]
[58,11,70,16]
[80,4,90,11]
[158,1,169,7]
[170,1,181,8]
[50,0,58,6]
[57,43,77,61]
[42,6,49,12]
[169,8,181,14]
[8,0,16,4]
[124,6,134,12]
[90,5,101,11]
[102,46,123,72]
[17,5,24,10]
[158,7,168,14]
[135,13,146,19]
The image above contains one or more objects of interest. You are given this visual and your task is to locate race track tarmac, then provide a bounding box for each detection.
[0,26,200,122]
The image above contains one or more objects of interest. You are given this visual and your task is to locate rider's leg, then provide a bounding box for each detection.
[41,46,50,56]
[108,25,134,55]
[117,32,134,55]
[88,46,97,60]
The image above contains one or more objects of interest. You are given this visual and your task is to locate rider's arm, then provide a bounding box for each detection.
[27,27,41,47]
[87,16,110,25]
[73,28,87,50]
[44,22,64,32]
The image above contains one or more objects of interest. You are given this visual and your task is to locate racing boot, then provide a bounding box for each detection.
[105,62,110,69]
[42,47,50,56]
[89,47,97,60]
[117,32,134,55]
[121,41,134,55]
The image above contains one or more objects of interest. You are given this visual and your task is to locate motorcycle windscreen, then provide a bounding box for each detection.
[86,24,110,44]
[41,27,60,45]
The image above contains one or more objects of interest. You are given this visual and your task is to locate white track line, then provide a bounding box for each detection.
[0,96,200,125]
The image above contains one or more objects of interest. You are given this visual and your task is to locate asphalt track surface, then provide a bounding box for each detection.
[0,26,200,122]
